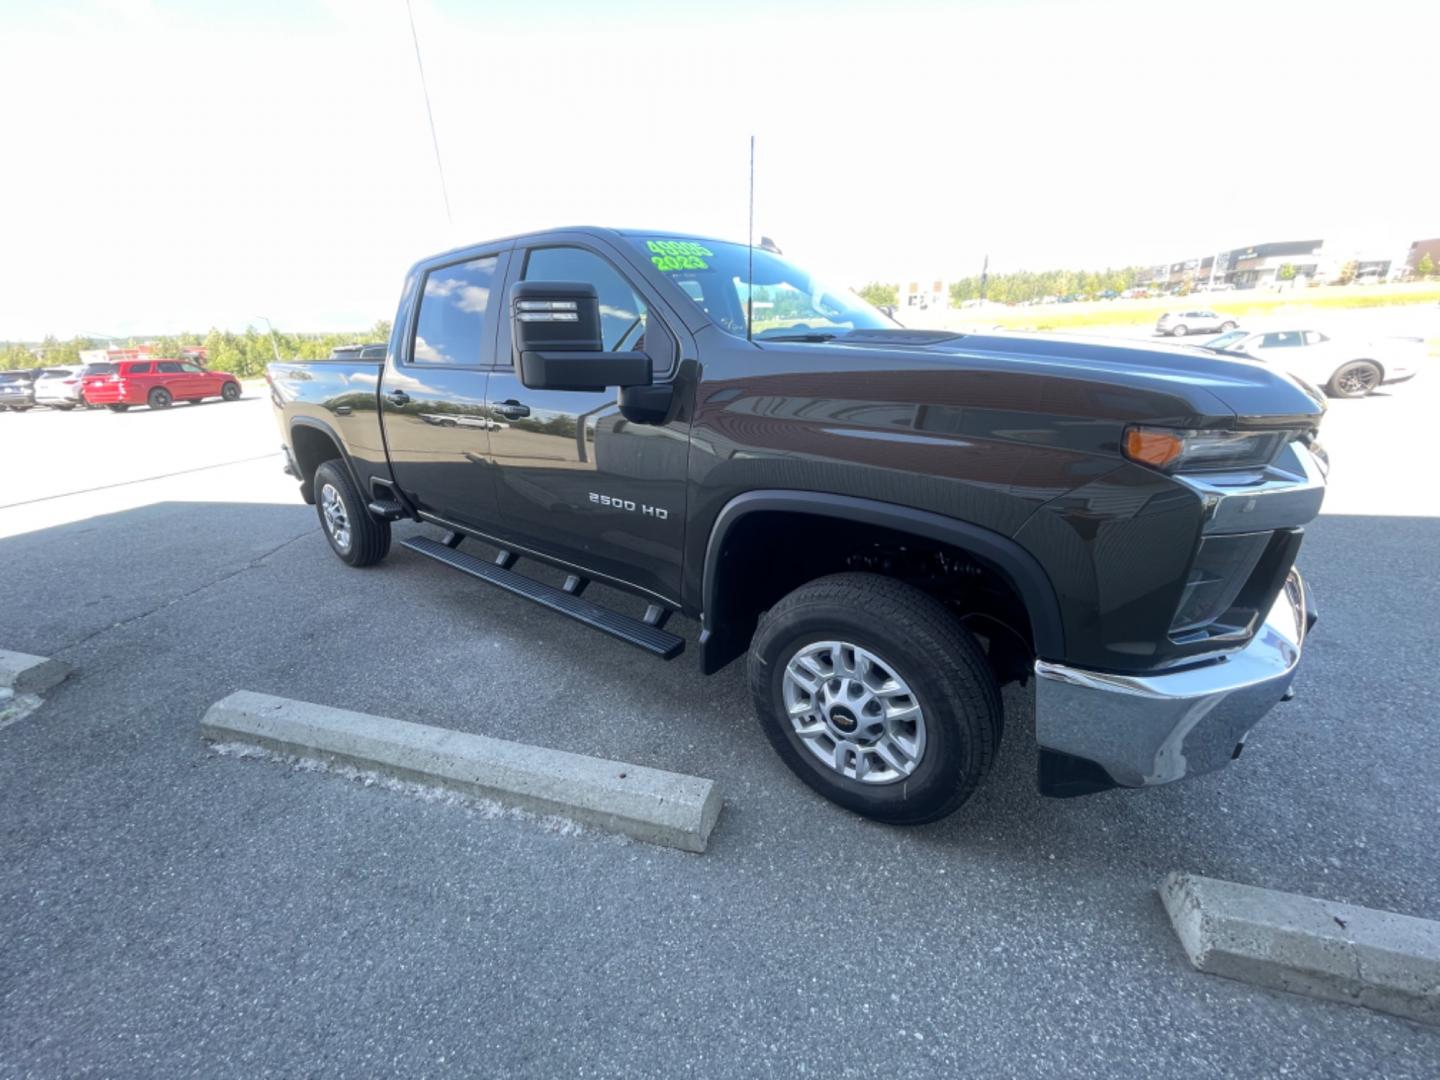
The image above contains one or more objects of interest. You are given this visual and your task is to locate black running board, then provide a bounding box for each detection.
[401,535,685,659]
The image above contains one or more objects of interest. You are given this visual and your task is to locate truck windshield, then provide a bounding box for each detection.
[627,236,893,340]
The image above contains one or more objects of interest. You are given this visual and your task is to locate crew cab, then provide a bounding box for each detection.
[268,227,1326,824]
[81,358,242,411]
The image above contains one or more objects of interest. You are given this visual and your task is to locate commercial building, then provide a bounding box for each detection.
[1405,238,1440,276]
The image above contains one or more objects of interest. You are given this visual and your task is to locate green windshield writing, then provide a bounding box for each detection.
[647,239,712,272]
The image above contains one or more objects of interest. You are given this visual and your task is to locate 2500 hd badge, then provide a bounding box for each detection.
[269,225,1324,826]
[590,492,670,520]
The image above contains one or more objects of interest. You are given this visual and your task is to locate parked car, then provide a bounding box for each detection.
[80,358,243,411]
[268,225,1324,825]
[33,366,85,410]
[0,370,37,411]
[1155,310,1237,336]
[1203,328,1423,398]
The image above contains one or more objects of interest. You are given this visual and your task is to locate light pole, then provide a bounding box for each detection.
[256,317,283,362]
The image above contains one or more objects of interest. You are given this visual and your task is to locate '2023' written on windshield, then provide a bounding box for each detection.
[647,240,711,272]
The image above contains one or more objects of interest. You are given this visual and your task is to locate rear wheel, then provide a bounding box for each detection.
[221,381,241,402]
[1327,361,1381,398]
[747,573,1001,825]
[314,459,391,567]
[107,404,130,413]
[147,387,173,410]
[1220,321,1237,331]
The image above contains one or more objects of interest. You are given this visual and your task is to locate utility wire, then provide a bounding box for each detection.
[404,0,452,227]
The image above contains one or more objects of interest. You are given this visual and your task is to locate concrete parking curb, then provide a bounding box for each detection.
[201,690,723,853]
[1161,871,1440,1027]
[0,649,70,694]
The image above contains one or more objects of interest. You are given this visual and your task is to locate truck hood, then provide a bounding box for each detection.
[781,328,1326,426]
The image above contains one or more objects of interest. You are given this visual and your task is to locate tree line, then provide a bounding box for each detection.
[858,265,1154,309]
[1,321,393,376]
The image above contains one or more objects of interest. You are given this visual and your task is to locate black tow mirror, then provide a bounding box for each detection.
[511,280,651,392]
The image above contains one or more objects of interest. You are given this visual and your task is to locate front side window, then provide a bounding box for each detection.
[626,236,891,340]
[180,362,204,373]
[1260,331,1302,348]
[411,255,499,366]
[524,246,648,353]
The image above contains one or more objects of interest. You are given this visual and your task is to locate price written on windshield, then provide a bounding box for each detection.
[647,240,711,272]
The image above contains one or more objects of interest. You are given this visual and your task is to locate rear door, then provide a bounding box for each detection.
[380,248,510,529]
[483,237,691,603]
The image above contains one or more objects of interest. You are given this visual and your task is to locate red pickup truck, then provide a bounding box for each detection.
[81,359,242,411]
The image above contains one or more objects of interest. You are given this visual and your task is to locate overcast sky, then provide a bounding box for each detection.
[2,0,1435,339]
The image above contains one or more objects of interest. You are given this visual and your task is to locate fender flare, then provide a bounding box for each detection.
[289,416,364,501]
[700,490,1065,667]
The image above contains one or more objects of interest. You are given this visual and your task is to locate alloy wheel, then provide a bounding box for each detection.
[781,640,927,785]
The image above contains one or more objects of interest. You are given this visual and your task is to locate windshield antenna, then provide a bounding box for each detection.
[746,134,755,342]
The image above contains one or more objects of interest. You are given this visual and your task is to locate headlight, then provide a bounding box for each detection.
[1122,425,1292,473]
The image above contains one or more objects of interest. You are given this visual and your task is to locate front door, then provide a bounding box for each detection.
[381,250,508,530]
[484,242,690,603]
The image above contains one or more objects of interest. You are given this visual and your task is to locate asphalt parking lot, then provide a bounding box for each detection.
[2,380,1439,1077]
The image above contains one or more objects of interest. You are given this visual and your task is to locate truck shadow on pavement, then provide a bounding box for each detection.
[1,501,1436,927]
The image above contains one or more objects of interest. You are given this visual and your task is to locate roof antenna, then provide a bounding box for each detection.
[405,0,452,227]
[746,134,755,342]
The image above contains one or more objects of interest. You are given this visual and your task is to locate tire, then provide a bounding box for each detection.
[314,459,390,567]
[221,382,241,402]
[147,387,173,410]
[1327,360,1381,399]
[107,404,130,412]
[1170,324,1188,337]
[747,572,1002,825]
[1220,321,1237,332]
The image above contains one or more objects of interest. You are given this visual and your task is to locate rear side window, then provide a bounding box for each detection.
[127,362,152,374]
[84,363,116,375]
[411,255,499,366]
[1303,331,1328,345]
[157,361,183,373]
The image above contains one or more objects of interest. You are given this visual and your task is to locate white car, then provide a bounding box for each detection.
[1156,309,1238,336]
[33,366,85,410]
[1205,328,1422,398]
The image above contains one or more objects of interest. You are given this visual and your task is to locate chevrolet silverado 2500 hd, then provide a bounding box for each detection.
[267,227,1325,824]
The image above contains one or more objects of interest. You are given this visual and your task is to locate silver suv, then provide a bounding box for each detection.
[1156,310,1237,337]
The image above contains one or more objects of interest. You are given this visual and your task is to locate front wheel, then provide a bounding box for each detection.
[314,459,391,567]
[221,381,241,402]
[747,573,1001,825]
[1170,324,1188,337]
[1327,361,1381,398]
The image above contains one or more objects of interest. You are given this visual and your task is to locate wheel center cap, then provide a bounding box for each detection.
[828,705,858,735]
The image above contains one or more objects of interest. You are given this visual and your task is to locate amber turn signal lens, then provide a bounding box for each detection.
[1124,427,1185,467]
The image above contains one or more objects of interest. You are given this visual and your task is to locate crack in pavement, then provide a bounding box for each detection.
[53,527,319,659]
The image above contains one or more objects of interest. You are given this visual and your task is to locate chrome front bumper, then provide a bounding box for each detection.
[1034,569,1311,792]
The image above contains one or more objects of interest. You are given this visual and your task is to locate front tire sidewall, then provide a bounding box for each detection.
[749,590,993,824]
